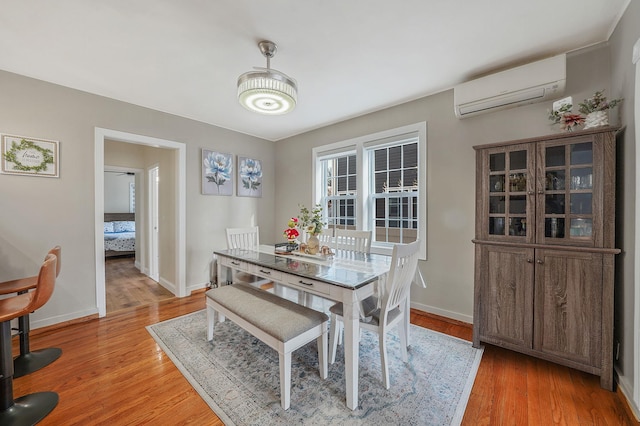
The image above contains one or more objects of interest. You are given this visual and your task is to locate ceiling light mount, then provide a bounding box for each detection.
[237,40,297,115]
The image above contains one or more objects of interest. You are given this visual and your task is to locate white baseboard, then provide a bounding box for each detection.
[31,307,99,330]
[615,370,640,421]
[410,301,473,324]
[188,282,209,295]
[159,276,176,295]
[134,260,141,270]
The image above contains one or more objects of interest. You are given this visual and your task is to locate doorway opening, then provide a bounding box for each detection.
[102,165,173,313]
[94,128,186,318]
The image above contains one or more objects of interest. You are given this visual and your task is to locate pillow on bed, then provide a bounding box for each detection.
[104,222,115,233]
[113,221,135,232]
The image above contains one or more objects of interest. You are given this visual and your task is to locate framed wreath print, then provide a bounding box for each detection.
[1,134,59,177]
[202,149,233,195]
[237,156,262,198]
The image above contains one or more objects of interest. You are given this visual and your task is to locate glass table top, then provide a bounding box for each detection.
[214,246,391,290]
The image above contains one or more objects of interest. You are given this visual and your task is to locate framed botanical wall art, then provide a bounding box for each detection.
[1,134,59,177]
[237,156,262,198]
[202,149,233,195]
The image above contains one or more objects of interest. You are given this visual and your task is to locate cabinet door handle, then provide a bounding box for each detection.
[259,269,271,275]
[537,189,544,194]
[527,191,534,195]
[231,261,240,266]
[526,258,533,263]
[536,259,544,264]
[298,280,314,286]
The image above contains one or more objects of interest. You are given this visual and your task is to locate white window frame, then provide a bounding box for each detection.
[318,151,358,234]
[312,122,427,259]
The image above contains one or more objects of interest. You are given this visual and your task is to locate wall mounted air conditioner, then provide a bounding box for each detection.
[453,54,566,119]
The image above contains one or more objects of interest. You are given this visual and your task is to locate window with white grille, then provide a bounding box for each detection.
[312,122,427,258]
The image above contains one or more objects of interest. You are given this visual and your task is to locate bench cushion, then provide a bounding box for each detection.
[206,283,328,342]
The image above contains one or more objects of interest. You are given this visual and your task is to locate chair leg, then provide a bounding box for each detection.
[304,292,314,307]
[329,314,339,364]
[379,331,390,389]
[398,318,409,363]
[13,313,62,378]
[0,321,58,425]
[296,291,306,306]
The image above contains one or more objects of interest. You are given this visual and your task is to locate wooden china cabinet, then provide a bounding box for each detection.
[472,127,620,390]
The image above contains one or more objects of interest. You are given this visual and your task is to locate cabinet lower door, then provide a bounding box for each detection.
[479,245,534,348]
[534,249,603,367]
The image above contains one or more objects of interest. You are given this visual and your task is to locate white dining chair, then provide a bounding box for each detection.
[328,239,420,389]
[225,227,271,288]
[226,226,260,250]
[317,232,334,249]
[305,230,373,311]
[334,229,372,254]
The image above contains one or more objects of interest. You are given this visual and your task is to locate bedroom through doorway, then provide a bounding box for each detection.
[103,167,172,313]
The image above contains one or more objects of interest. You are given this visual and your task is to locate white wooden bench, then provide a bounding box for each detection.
[205,282,328,410]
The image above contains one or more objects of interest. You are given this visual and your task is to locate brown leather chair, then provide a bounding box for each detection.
[0,246,62,377]
[0,253,59,425]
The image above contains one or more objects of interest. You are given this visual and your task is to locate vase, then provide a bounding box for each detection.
[583,111,608,129]
[306,235,320,255]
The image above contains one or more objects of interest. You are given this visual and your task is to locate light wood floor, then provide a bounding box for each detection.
[105,256,174,314]
[12,295,638,425]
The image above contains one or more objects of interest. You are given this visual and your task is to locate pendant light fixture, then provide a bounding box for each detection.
[237,40,298,115]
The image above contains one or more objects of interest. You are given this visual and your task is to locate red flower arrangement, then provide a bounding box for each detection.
[561,113,585,132]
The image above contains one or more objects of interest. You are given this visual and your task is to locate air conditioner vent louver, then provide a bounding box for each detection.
[454,54,566,119]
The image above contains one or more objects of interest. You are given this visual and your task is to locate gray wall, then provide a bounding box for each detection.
[609,0,640,406]
[0,70,275,327]
[275,46,613,323]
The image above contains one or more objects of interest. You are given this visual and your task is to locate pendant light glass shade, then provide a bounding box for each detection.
[237,41,297,115]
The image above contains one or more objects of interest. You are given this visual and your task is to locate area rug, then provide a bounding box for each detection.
[147,310,483,425]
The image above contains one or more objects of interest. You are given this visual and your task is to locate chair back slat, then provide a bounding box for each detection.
[317,232,333,247]
[227,226,260,249]
[226,227,260,250]
[381,240,420,317]
[334,229,372,254]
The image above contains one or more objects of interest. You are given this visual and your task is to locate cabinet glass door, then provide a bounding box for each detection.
[539,140,595,245]
[487,145,532,240]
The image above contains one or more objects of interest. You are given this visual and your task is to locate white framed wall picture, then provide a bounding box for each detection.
[1,134,59,177]
[202,149,233,196]
[237,156,262,198]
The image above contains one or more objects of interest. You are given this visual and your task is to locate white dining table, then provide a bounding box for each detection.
[214,244,393,410]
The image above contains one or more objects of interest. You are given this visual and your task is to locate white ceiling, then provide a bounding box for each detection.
[0,1,629,141]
